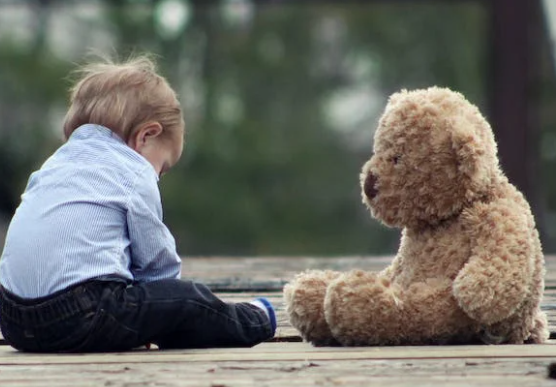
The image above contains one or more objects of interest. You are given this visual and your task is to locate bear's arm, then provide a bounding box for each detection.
[452,200,533,325]
[379,255,403,280]
[379,257,400,281]
[379,228,408,280]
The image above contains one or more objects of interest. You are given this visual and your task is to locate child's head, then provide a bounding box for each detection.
[63,55,185,175]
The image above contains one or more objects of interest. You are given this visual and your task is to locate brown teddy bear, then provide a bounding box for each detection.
[283,86,548,346]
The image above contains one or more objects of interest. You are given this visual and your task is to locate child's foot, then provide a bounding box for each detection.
[250,297,277,334]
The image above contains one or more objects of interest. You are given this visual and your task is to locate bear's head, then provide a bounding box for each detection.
[360,87,501,229]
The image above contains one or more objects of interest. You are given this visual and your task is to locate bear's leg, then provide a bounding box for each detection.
[324,271,476,346]
[525,311,549,344]
[283,270,341,346]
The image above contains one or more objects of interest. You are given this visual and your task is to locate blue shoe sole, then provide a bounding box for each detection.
[255,297,277,333]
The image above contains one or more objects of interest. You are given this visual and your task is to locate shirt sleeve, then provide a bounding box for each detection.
[126,167,182,282]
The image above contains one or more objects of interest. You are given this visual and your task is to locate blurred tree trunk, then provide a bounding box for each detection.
[488,0,546,240]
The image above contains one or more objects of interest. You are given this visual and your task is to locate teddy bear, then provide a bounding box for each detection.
[283,86,548,346]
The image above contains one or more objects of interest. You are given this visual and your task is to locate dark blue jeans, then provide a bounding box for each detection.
[0,279,273,352]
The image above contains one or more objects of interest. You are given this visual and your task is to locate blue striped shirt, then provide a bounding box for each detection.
[0,124,182,298]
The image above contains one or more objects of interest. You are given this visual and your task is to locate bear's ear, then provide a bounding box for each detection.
[451,120,492,198]
[451,125,480,176]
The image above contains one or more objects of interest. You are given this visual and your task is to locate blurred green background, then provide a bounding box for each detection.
[0,0,555,257]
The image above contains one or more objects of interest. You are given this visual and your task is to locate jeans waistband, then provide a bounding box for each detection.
[0,280,110,327]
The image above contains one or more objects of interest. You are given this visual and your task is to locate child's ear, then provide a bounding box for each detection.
[128,122,163,151]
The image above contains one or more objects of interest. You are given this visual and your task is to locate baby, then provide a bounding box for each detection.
[0,55,276,352]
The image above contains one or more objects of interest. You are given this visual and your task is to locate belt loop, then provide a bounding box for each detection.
[75,288,93,311]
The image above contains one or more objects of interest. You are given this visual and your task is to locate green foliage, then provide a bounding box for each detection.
[0,1,535,256]
[0,40,71,211]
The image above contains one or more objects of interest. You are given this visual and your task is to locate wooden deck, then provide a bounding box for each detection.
[1,256,556,386]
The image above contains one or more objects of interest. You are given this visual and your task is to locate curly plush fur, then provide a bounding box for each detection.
[284,87,548,346]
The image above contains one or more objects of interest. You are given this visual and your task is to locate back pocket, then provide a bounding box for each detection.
[68,309,139,352]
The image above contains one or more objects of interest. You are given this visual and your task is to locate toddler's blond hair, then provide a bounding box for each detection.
[63,55,184,142]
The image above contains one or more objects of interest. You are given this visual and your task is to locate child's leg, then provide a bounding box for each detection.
[0,279,275,352]
[89,279,275,350]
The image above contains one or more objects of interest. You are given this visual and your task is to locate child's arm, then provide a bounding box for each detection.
[126,171,182,282]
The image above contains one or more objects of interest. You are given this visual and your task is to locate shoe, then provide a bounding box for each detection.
[251,297,276,334]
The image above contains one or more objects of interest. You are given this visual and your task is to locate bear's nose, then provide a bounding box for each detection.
[364,173,378,199]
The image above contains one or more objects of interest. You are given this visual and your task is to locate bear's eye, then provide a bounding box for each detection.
[392,155,401,165]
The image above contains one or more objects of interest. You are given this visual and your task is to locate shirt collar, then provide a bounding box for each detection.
[70,124,126,144]
[70,124,159,181]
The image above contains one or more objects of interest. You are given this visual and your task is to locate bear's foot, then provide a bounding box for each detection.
[324,270,405,346]
[525,311,549,344]
[283,270,341,346]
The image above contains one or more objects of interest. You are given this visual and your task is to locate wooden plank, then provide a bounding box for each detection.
[0,357,554,387]
[182,256,392,290]
[184,255,556,290]
[0,342,555,365]
[0,357,555,387]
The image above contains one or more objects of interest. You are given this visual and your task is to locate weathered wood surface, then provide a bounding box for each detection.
[1,256,556,387]
[0,344,555,386]
[1,342,556,364]
[182,255,556,290]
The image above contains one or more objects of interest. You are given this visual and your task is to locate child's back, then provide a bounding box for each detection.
[1,125,180,298]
